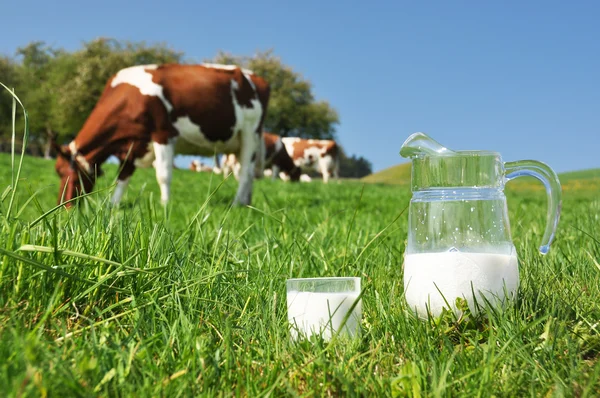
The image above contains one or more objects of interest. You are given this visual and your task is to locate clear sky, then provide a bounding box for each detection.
[1,0,598,173]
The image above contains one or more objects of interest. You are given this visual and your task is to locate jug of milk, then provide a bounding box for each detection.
[399,133,562,318]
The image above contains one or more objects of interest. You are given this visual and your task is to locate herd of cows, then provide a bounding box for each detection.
[52,63,340,207]
[189,132,338,184]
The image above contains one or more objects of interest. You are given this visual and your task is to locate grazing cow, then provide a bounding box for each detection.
[218,132,301,182]
[219,153,241,179]
[53,63,270,207]
[281,138,339,183]
[189,159,213,172]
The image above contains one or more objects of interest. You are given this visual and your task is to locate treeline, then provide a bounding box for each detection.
[0,38,372,177]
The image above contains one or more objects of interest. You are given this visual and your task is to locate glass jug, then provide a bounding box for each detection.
[400,133,562,318]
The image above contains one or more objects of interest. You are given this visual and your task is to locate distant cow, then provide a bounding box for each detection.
[189,159,214,173]
[53,63,270,207]
[281,138,339,183]
[219,132,301,182]
[219,153,240,179]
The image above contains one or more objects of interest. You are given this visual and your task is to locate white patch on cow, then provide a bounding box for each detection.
[133,143,155,168]
[300,174,312,183]
[111,65,173,113]
[202,63,254,76]
[279,171,290,182]
[263,168,273,177]
[153,139,176,205]
[111,177,130,205]
[281,137,300,160]
[173,116,241,155]
[68,141,92,173]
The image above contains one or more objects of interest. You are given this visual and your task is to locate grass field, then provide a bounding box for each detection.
[0,147,599,396]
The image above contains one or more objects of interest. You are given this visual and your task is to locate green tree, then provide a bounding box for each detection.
[0,55,21,140]
[14,42,65,156]
[338,149,373,178]
[209,50,339,140]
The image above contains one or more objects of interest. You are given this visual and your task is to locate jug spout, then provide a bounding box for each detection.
[400,132,455,159]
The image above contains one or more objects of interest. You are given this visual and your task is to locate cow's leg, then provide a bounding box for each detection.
[254,133,266,179]
[112,178,130,205]
[319,156,332,184]
[153,139,175,205]
[271,164,280,181]
[234,130,259,205]
[111,161,135,205]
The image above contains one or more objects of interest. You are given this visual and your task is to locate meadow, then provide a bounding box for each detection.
[0,148,599,396]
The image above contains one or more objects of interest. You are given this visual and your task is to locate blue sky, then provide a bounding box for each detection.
[1,0,598,173]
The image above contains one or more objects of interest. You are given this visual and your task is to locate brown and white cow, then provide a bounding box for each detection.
[53,63,270,207]
[281,138,339,183]
[219,132,301,182]
[189,159,214,173]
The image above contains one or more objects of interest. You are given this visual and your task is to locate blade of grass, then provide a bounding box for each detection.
[0,82,29,219]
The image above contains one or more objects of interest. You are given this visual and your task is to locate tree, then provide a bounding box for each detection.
[209,50,339,140]
[338,148,373,178]
[0,56,21,139]
[14,42,65,157]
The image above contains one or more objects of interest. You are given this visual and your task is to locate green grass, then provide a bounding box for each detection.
[1,152,599,396]
[0,91,599,395]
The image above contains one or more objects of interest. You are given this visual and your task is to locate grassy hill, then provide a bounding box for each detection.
[361,162,412,185]
[362,162,600,193]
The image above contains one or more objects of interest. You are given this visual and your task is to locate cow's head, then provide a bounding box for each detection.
[53,141,99,207]
[288,166,302,182]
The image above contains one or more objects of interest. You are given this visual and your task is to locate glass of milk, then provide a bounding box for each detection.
[286,277,362,341]
[399,133,562,318]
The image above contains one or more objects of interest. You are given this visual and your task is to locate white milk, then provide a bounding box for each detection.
[404,251,519,318]
[286,291,361,340]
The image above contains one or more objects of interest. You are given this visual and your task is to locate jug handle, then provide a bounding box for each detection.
[504,160,562,255]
